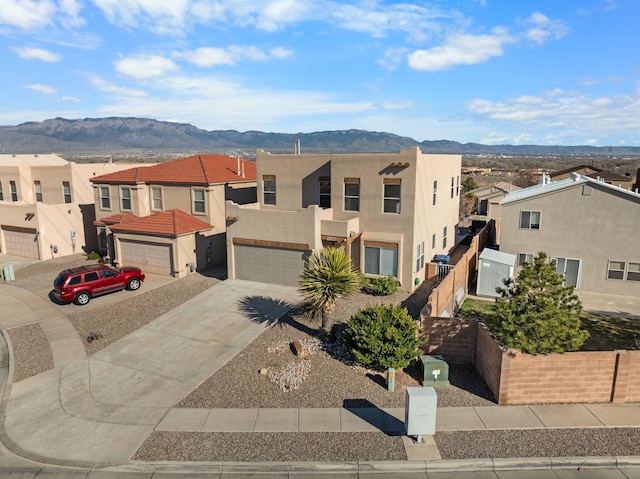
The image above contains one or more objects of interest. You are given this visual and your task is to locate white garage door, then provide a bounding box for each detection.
[119,240,173,275]
[3,229,40,259]
[235,244,309,287]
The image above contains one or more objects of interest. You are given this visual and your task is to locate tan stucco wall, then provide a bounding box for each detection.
[500,182,640,295]
[242,148,461,289]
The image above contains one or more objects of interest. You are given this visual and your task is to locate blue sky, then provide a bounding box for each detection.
[0,0,638,146]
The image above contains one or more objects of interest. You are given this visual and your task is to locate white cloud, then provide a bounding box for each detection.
[92,0,191,34]
[408,27,515,71]
[178,45,292,68]
[467,89,640,144]
[0,0,56,29]
[521,12,567,45]
[13,46,62,62]
[114,54,179,79]
[87,74,148,97]
[24,83,57,94]
[58,95,80,102]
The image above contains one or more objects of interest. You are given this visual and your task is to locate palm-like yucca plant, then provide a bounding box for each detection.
[299,247,360,334]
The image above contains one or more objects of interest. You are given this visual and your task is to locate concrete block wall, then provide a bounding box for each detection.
[420,316,478,364]
[611,350,640,403]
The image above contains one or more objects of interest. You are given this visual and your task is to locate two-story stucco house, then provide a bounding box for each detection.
[499,173,640,296]
[90,154,256,277]
[225,147,462,289]
[0,154,144,260]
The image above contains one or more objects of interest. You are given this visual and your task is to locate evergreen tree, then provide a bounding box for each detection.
[486,252,589,354]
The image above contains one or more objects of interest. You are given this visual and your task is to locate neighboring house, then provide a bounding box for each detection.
[0,154,143,260]
[550,164,635,190]
[470,181,521,218]
[499,173,640,296]
[225,147,461,289]
[90,154,256,277]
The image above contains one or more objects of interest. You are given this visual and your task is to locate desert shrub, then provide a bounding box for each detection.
[86,251,101,260]
[357,271,369,291]
[343,304,422,370]
[367,275,398,295]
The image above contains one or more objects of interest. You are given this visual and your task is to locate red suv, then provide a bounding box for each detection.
[53,264,145,305]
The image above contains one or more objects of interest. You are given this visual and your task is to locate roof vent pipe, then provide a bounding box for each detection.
[237,157,241,176]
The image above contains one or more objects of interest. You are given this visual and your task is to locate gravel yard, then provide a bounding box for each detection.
[4,254,639,463]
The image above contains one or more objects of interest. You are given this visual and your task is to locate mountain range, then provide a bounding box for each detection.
[1,117,639,158]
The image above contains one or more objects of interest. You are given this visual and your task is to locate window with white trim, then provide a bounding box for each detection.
[607,260,625,280]
[432,180,438,206]
[442,226,448,249]
[416,242,425,272]
[520,210,540,229]
[120,187,131,211]
[193,188,205,213]
[319,176,331,208]
[151,186,163,210]
[627,262,640,282]
[451,177,455,198]
[456,176,460,196]
[99,186,110,209]
[364,243,398,277]
[518,253,534,266]
[344,178,360,211]
[432,233,436,249]
[62,181,71,203]
[263,175,276,205]
[34,181,42,202]
[383,179,401,214]
[10,181,18,202]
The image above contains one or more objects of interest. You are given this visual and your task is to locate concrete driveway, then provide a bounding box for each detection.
[1,278,302,466]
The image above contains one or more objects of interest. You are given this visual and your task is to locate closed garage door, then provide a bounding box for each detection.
[119,240,173,275]
[235,244,309,287]
[3,228,40,259]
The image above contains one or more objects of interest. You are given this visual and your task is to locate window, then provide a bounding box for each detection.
[364,243,398,277]
[62,181,72,203]
[520,210,540,229]
[10,181,17,202]
[456,176,460,197]
[344,178,360,211]
[34,181,42,202]
[553,257,580,287]
[84,272,99,282]
[0,181,3,200]
[193,188,205,213]
[442,226,448,249]
[518,253,534,266]
[319,176,331,208]
[416,242,425,272]
[120,187,131,211]
[607,260,625,280]
[99,186,111,209]
[151,186,163,210]
[263,175,276,205]
[432,180,438,206]
[432,233,436,249]
[451,177,455,198]
[627,262,640,282]
[383,179,401,214]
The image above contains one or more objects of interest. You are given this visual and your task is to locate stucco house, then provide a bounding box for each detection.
[90,155,256,277]
[470,181,520,218]
[499,173,640,296]
[0,154,143,260]
[550,164,635,190]
[225,147,461,289]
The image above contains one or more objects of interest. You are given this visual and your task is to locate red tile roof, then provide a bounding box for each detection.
[101,209,213,236]
[90,154,256,185]
[94,213,138,226]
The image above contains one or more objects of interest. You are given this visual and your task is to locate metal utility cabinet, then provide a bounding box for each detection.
[405,386,437,437]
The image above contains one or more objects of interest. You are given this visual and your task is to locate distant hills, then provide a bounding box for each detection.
[1,117,639,159]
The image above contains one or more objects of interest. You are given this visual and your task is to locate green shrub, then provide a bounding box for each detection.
[343,304,423,370]
[367,275,398,295]
[357,272,369,291]
[86,251,101,260]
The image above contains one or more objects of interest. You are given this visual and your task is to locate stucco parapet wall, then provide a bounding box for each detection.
[321,215,359,239]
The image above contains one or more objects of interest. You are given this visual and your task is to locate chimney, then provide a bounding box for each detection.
[237,156,241,176]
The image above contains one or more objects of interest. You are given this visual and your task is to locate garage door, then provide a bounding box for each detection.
[3,228,40,259]
[235,244,309,287]
[119,240,173,275]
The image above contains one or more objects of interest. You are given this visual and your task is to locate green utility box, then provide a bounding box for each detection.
[419,355,450,388]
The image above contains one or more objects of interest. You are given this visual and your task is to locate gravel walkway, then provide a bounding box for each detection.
[4,255,640,463]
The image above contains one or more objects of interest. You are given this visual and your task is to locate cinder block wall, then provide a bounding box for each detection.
[420,316,477,364]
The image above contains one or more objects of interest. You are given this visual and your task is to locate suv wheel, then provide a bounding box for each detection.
[127,278,141,290]
[74,291,91,305]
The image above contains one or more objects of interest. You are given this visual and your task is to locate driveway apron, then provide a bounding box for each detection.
[2,279,301,466]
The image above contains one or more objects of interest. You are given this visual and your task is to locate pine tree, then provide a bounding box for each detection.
[486,252,589,354]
